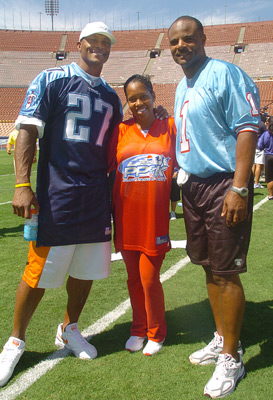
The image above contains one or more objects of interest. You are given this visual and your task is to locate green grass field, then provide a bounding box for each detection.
[0,150,272,400]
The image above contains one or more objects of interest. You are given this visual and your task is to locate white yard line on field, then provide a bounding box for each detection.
[0,257,190,400]
[0,196,268,399]
[0,171,36,178]
[0,194,269,208]
[0,201,12,206]
[0,174,15,177]
[253,195,269,211]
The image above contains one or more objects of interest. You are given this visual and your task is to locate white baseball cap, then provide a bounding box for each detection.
[79,22,116,44]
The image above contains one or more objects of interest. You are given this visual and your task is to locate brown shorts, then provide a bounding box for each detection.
[182,172,253,275]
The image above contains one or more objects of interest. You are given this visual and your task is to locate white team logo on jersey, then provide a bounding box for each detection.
[25,91,37,110]
[119,154,170,182]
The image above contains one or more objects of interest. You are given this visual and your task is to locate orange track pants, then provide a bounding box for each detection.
[121,250,167,342]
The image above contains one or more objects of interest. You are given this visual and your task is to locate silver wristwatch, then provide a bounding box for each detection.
[231,186,249,197]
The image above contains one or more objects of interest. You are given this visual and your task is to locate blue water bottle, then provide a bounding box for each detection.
[24,209,38,241]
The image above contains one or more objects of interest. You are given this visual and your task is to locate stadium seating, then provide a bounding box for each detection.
[238,43,273,80]
[244,21,273,44]
[0,21,273,137]
[0,30,63,52]
[101,51,149,84]
[0,51,57,87]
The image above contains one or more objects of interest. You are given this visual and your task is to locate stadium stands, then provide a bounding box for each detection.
[0,30,63,52]
[243,21,273,44]
[0,88,27,137]
[0,21,273,138]
[101,50,149,84]
[256,81,273,115]
[149,49,185,84]
[107,30,163,51]
[1,51,57,87]
[238,43,273,80]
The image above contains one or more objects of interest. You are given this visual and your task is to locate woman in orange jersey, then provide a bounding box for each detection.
[108,74,177,356]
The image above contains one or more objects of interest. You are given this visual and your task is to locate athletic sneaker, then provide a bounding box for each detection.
[0,337,25,387]
[254,183,264,189]
[170,211,176,220]
[204,353,245,398]
[55,323,97,360]
[189,332,243,365]
[125,336,146,352]
[143,339,164,356]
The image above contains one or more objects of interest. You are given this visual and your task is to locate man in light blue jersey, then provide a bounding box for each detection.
[169,16,260,399]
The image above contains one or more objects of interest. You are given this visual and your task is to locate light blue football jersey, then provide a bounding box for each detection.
[174,57,260,178]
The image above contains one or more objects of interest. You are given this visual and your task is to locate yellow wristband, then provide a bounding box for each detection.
[15,183,31,188]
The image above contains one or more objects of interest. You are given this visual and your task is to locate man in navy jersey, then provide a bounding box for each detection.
[169,16,260,398]
[0,22,123,387]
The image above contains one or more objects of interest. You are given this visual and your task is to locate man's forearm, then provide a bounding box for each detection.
[14,125,38,185]
[233,131,257,188]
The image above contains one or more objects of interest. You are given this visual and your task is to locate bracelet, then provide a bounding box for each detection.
[15,183,31,188]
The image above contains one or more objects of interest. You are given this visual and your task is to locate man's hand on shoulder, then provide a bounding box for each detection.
[154,106,169,120]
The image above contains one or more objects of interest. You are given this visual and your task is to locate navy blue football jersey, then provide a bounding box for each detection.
[16,63,123,246]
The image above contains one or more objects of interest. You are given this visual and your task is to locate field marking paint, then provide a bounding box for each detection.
[0,170,37,178]
[253,196,268,211]
[0,195,268,209]
[0,256,190,400]
[0,174,15,177]
[0,196,268,399]
[1,197,268,209]
[0,201,12,206]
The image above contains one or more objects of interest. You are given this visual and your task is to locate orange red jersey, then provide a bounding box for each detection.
[108,117,177,256]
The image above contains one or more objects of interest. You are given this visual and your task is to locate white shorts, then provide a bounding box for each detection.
[254,149,265,164]
[23,241,111,289]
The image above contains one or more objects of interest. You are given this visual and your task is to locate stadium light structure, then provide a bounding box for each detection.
[45,0,59,31]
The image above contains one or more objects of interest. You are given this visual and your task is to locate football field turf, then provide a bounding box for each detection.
[0,150,272,400]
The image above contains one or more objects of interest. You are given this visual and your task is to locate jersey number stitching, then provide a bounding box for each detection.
[94,98,113,146]
[246,93,259,116]
[180,101,190,153]
[64,94,113,145]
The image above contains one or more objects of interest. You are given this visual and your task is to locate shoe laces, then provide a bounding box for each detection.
[68,328,89,347]
[215,354,236,377]
[208,332,223,350]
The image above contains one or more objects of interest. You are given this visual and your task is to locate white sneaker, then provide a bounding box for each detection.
[170,211,176,220]
[189,332,243,365]
[204,353,245,398]
[254,183,264,189]
[0,337,25,387]
[143,339,164,356]
[125,336,146,352]
[55,323,97,360]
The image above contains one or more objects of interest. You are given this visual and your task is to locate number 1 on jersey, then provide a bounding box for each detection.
[246,93,259,116]
[180,101,190,153]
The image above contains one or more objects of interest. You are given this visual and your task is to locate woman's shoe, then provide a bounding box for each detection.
[143,339,165,356]
[125,336,146,352]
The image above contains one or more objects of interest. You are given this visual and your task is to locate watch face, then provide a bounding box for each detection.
[241,188,248,195]
[231,186,249,197]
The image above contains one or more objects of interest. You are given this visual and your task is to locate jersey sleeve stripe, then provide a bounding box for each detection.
[235,124,260,135]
